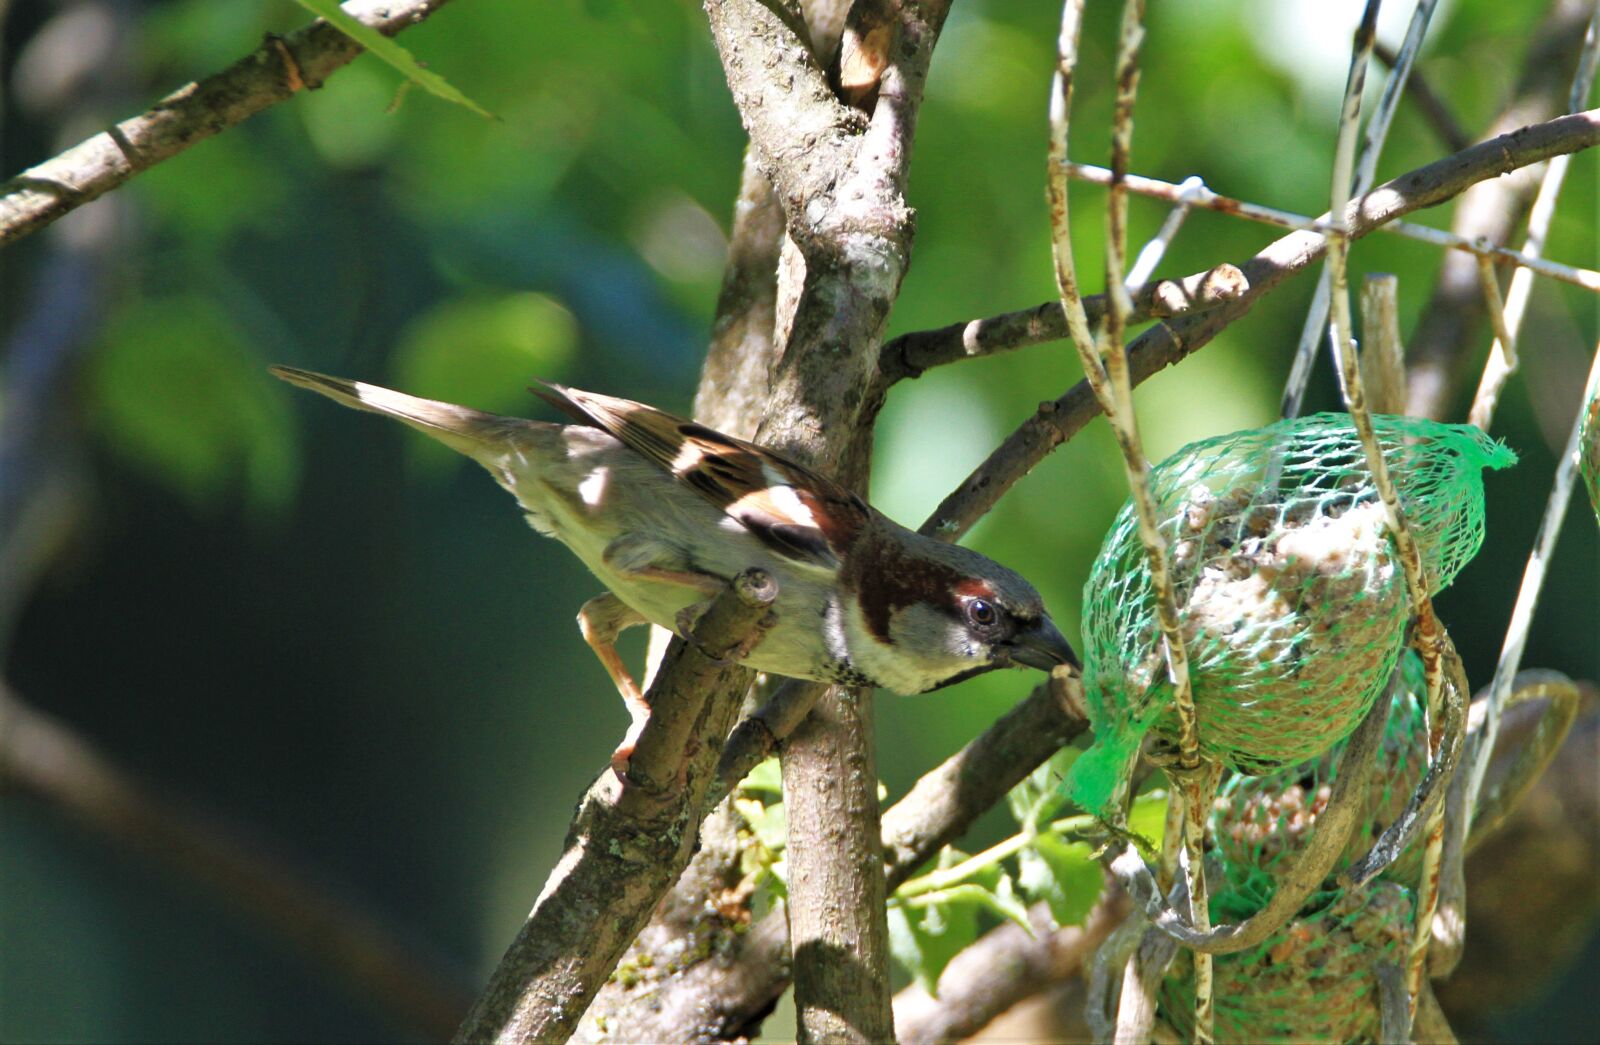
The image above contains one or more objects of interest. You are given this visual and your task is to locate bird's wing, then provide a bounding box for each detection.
[533,381,868,568]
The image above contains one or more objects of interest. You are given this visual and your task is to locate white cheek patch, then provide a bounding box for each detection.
[577,466,609,507]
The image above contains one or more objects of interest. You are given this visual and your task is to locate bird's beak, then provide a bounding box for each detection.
[1007,615,1080,672]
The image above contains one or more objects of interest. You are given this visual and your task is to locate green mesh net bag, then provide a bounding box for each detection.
[1158,882,1415,1043]
[1062,414,1514,820]
[1213,651,1431,907]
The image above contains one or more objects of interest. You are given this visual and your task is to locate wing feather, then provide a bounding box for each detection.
[532,381,867,567]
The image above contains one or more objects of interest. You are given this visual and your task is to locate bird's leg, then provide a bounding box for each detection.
[599,534,736,661]
[576,592,651,775]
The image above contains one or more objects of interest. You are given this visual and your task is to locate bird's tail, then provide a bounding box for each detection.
[270,366,528,460]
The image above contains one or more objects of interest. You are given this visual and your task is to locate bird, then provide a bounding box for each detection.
[270,366,1078,769]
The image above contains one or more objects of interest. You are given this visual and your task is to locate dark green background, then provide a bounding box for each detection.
[2,1,1594,1040]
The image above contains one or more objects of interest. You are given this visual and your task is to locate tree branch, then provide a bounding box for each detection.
[1373,40,1472,154]
[452,571,777,1044]
[892,893,1129,1045]
[580,7,852,1032]
[873,264,1248,390]
[0,0,458,250]
[919,108,1600,542]
[1405,0,1597,419]
[704,0,860,229]
[704,2,954,1040]
[588,673,1091,1042]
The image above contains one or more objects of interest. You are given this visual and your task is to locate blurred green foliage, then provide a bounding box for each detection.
[0,0,1594,1041]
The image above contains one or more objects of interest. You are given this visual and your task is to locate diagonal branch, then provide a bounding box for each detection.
[873,264,1248,390]
[585,673,1091,1043]
[919,108,1600,543]
[451,571,778,1044]
[1406,0,1599,419]
[0,0,458,250]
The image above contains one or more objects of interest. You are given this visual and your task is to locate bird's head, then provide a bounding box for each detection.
[841,526,1078,695]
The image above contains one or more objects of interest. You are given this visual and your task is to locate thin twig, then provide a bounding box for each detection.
[1055,5,1210,1031]
[1125,176,1205,289]
[873,263,1248,390]
[1061,157,1600,293]
[921,110,1600,545]
[1175,764,1220,1041]
[1468,3,1600,430]
[1046,0,1101,370]
[1317,4,1452,1023]
[1360,274,1407,414]
[1460,337,1600,865]
[1282,0,1441,418]
[0,0,459,249]
[1373,39,1472,153]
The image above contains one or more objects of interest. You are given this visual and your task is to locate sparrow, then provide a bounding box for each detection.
[271,367,1078,765]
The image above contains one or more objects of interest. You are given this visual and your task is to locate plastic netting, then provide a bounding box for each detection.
[1063,414,1513,820]
[1158,882,1415,1044]
[1212,651,1431,913]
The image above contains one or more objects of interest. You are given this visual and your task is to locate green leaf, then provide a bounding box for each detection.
[989,872,1035,933]
[738,757,783,795]
[1128,789,1170,848]
[732,796,788,853]
[1017,832,1102,929]
[887,889,980,995]
[1007,745,1079,828]
[292,0,495,119]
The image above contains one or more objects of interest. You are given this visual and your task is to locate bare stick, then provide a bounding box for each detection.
[873,263,1248,390]
[1468,4,1600,430]
[1061,157,1600,293]
[921,110,1600,547]
[1460,338,1600,864]
[0,683,474,1040]
[1372,40,1472,153]
[1109,682,1393,954]
[0,0,459,249]
[453,572,777,1044]
[1360,274,1408,414]
[1126,176,1206,290]
[1098,1,1202,776]
[1045,0,1101,370]
[1175,764,1221,1041]
[1317,5,1453,1020]
[892,894,1128,1044]
[1281,0,1440,418]
[1407,0,1600,419]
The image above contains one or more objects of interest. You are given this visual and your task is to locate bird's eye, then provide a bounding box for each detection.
[966,598,999,629]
